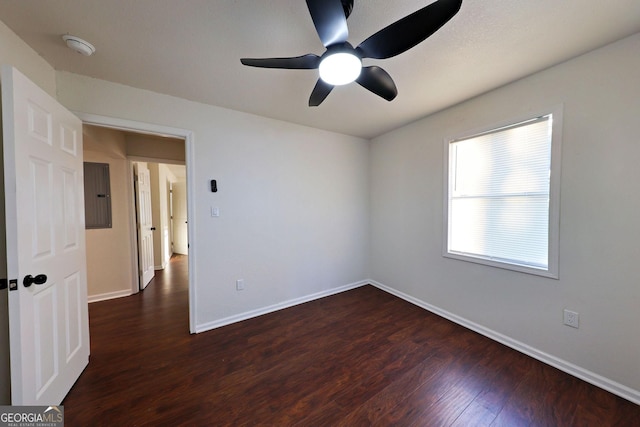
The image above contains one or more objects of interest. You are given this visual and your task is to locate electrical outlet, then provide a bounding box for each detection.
[563,309,579,328]
[236,279,245,291]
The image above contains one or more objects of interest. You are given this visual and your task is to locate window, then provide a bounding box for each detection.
[84,162,112,229]
[444,108,562,278]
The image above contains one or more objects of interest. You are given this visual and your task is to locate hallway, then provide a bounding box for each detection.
[62,255,191,423]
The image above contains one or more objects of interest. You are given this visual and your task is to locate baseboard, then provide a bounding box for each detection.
[369,280,640,406]
[88,289,132,303]
[194,280,369,333]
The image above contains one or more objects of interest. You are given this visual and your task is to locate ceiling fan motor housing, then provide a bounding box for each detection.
[240,0,463,106]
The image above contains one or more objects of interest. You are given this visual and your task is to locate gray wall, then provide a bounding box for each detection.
[56,71,371,331]
[370,33,640,399]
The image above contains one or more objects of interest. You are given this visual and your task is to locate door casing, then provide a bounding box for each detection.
[75,113,197,334]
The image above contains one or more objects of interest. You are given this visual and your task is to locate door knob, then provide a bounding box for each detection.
[150,227,156,231]
[23,274,47,287]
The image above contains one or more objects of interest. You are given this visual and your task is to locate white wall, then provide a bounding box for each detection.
[370,33,640,401]
[0,20,55,97]
[56,72,371,329]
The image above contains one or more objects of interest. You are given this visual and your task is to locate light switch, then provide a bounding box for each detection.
[211,206,220,217]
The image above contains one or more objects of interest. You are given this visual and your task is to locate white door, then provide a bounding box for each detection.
[134,163,154,289]
[2,66,89,405]
[171,181,188,255]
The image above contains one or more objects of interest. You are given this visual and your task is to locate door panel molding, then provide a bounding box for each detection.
[2,65,89,405]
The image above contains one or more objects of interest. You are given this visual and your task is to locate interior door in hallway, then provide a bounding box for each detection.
[134,162,154,289]
[171,180,188,255]
[2,65,90,405]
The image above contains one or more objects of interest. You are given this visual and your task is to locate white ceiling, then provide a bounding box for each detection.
[1,0,639,139]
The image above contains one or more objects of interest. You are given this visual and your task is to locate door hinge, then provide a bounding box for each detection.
[0,279,6,290]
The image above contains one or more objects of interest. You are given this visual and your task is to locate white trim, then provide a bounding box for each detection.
[369,279,640,405]
[185,124,197,333]
[126,160,139,295]
[88,290,132,303]
[75,113,187,139]
[127,155,185,165]
[442,105,563,279]
[194,280,368,333]
[75,112,198,333]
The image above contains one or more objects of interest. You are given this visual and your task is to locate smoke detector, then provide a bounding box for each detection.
[62,35,95,56]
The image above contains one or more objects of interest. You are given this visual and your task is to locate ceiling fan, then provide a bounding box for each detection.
[241,0,463,106]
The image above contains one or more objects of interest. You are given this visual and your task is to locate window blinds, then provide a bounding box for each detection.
[448,115,552,269]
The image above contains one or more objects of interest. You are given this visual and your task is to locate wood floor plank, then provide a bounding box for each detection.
[62,255,640,426]
[450,344,533,426]
[372,335,493,426]
[336,352,450,426]
[570,381,640,427]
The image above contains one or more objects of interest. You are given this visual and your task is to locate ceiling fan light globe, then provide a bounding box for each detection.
[319,52,362,86]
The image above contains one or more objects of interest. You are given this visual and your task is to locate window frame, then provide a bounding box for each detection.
[442,105,563,279]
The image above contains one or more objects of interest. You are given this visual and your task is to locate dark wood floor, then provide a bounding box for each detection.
[63,255,639,426]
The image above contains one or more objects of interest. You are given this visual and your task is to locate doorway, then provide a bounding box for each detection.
[132,161,188,291]
[79,115,195,332]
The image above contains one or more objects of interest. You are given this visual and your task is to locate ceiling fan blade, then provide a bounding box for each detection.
[356,66,397,101]
[356,0,462,60]
[309,79,334,106]
[241,54,321,69]
[306,0,349,47]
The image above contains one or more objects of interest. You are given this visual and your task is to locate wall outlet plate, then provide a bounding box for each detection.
[563,309,579,328]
